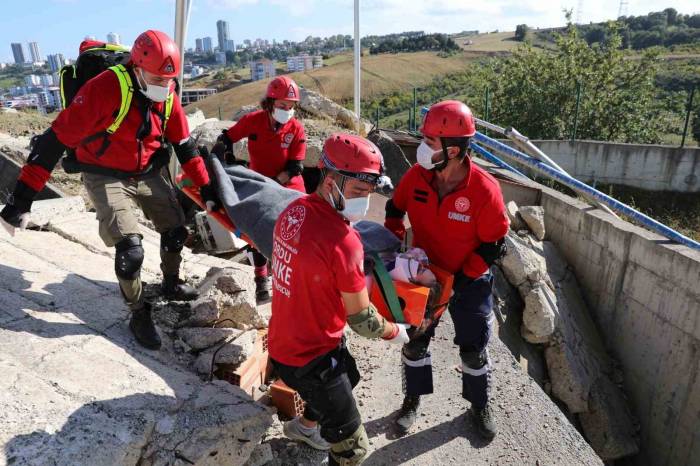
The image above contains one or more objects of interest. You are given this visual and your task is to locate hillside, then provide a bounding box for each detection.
[187,51,476,118]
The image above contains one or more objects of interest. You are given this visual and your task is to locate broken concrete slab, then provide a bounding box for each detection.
[194,329,257,375]
[186,267,263,329]
[0,225,272,466]
[519,205,546,240]
[299,88,362,130]
[506,200,526,231]
[579,377,640,460]
[521,283,557,344]
[177,327,243,351]
[186,109,207,130]
[499,231,547,287]
[244,442,274,466]
[18,196,85,228]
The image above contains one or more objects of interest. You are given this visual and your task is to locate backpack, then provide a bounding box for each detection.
[58,41,175,176]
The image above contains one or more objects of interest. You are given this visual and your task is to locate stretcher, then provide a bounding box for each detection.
[176,172,454,330]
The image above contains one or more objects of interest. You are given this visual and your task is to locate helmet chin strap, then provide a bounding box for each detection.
[432,139,451,172]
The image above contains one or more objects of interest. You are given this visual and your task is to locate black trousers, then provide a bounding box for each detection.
[272,341,362,444]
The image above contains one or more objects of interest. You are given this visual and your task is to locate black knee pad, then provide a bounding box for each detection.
[460,348,488,370]
[402,337,430,361]
[161,226,188,253]
[115,235,144,280]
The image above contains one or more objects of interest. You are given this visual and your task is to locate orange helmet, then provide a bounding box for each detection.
[266,76,300,101]
[131,30,180,78]
[420,100,476,138]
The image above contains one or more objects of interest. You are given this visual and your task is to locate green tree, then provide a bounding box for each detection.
[488,14,663,143]
[515,24,530,41]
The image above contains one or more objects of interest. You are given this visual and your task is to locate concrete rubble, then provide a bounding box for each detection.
[0,200,273,466]
[506,200,526,231]
[518,205,546,240]
[367,129,413,187]
[497,200,639,461]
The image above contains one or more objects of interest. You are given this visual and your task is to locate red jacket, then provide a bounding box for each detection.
[385,160,509,278]
[226,110,306,192]
[18,67,208,194]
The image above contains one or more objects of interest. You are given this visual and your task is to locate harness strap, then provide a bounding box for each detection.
[371,252,405,323]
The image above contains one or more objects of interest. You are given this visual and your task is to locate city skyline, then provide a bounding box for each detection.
[1,0,698,63]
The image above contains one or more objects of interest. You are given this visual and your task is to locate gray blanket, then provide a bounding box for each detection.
[209,158,401,259]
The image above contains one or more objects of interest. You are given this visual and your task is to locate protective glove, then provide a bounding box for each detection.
[384,323,410,345]
[0,203,30,236]
[199,183,221,213]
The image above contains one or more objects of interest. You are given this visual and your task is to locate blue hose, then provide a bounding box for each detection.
[473,132,700,251]
[470,143,527,178]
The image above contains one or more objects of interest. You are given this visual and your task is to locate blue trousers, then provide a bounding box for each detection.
[402,273,494,409]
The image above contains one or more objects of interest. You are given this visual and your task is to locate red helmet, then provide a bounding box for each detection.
[267,76,300,102]
[420,100,476,138]
[319,133,384,185]
[131,30,180,78]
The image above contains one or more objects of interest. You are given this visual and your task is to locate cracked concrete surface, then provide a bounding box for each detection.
[0,219,272,466]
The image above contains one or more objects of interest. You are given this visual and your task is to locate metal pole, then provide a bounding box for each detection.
[408,109,412,131]
[474,132,700,250]
[484,87,490,124]
[571,81,581,143]
[375,107,380,128]
[680,86,695,148]
[412,87,417,131]
[174,0,192,102]
[353,0,361,132]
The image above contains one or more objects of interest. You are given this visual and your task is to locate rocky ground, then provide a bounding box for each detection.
[258,318,602,466]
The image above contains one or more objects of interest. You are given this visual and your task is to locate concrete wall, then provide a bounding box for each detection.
[531,140,700,192]
[0,152,64,202]
[534,184,700,466]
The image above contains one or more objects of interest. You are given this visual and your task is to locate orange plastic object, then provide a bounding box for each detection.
[270,380,305,419]
[175,173,254,246]
[428,264,454,319]
[370,279,430,327]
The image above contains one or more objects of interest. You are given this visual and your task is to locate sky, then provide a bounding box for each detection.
[1,0,698,63]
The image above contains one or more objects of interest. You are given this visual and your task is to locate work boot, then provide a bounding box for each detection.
[283,416,331,450]
[255,275,271,303]
[161,274,199,301]
[471,403,497,440]
[129,302,161,350]
[395,395,421,432]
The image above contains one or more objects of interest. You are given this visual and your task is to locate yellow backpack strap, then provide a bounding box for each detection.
[106,64,134,134]
[58,65,75,109]
[163,92,174,133]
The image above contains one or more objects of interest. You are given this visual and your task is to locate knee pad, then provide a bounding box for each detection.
[330,425,369,466]
[161,226,188,253]
[402,338,430,361]
[460,348,489,374]
[115,235,144,280]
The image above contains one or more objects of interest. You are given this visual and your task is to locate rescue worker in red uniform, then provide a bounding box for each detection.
[384,100,509,440]
[0,31,218,350]
[269,133,409,465]
[218,76,307,302]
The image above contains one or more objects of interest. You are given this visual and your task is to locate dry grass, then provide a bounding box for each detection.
[455,31,520,52]
[188,51,476,118]
[0,110,53,138]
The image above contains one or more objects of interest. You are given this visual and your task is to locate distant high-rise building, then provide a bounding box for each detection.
[217,20,230,52]
[107,32,121,44]
[226,39,235,53]
[215,51,226,65]
[28,42,41,63]
[195,38,203,53]
[249,59,275,81]
[202,37,213,53]
[25,75,41,87]
[47,54,65,72]
[11,43,27,64]
[39,74,54,87]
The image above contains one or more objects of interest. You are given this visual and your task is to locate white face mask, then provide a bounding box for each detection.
[137,69,170,102]
[273,107,294,124]
[328,181,370,223]
[416,141,442,170]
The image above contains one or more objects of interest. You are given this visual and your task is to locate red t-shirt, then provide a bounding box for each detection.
[389,160,509,278]
[268,194,366,367]
[225,109,306,192]
[51,68,189,172]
